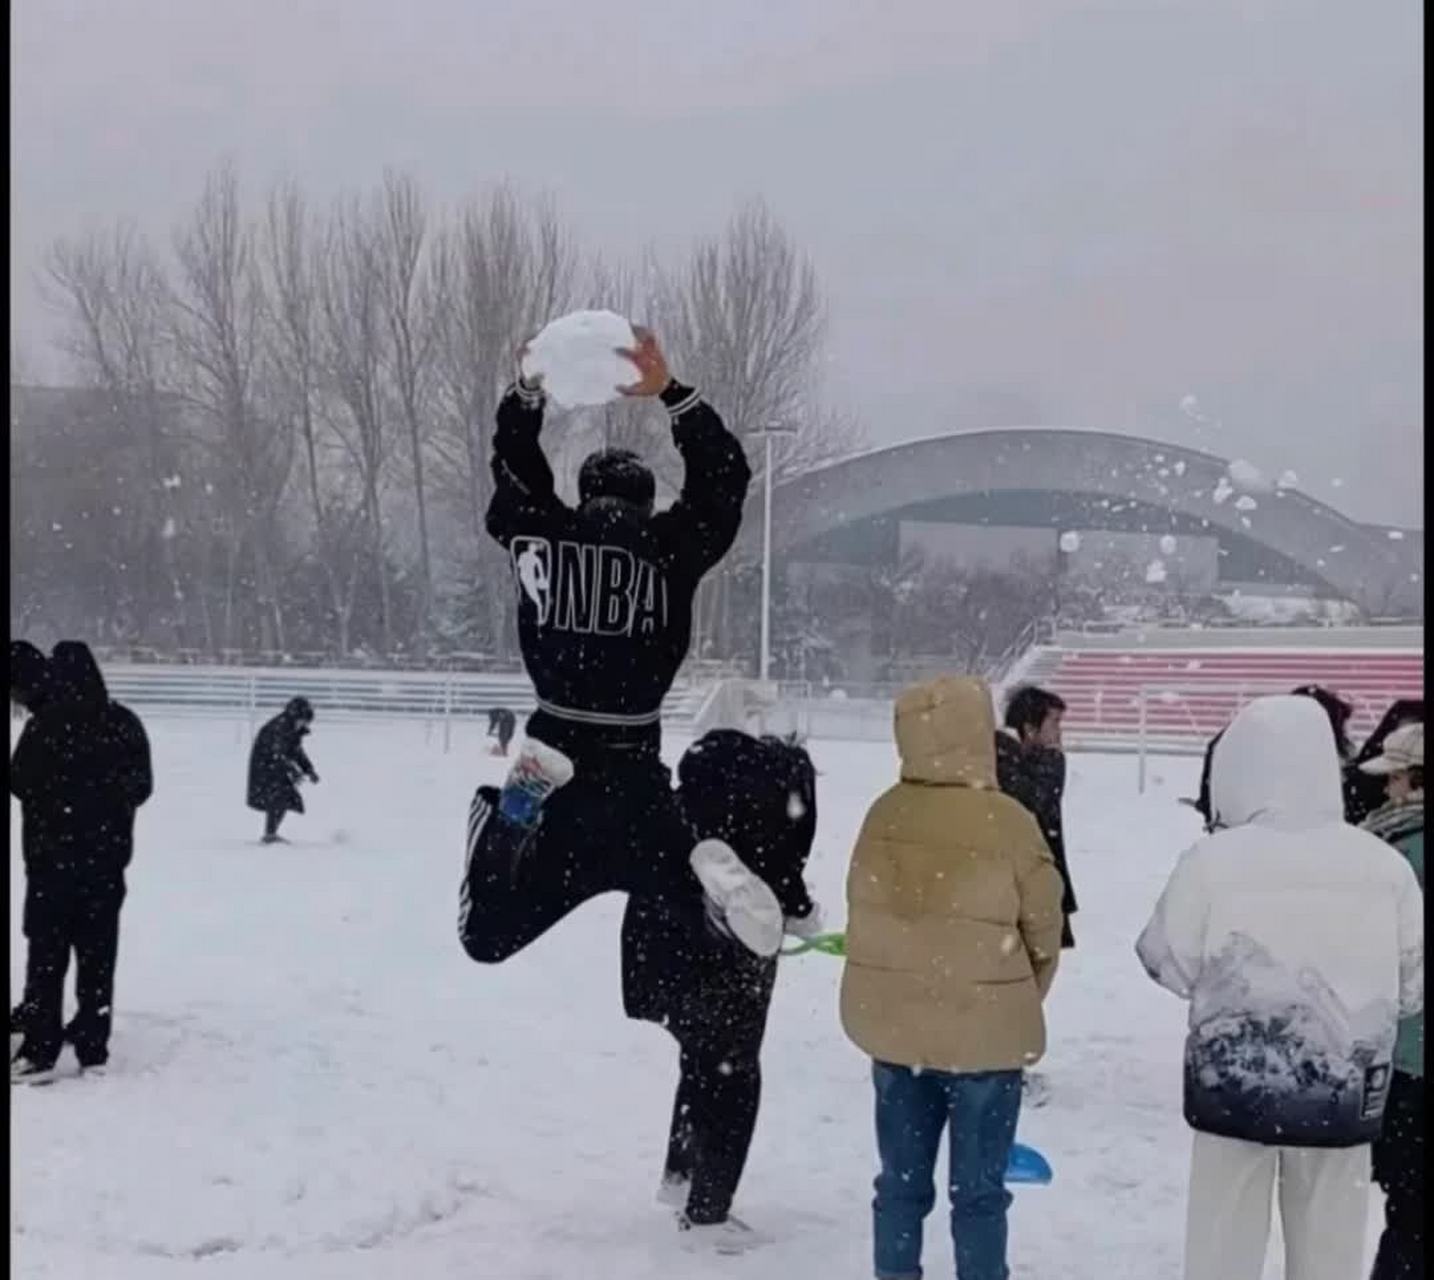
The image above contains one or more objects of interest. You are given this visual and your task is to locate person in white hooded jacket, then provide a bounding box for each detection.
[1136,695,1423,1280]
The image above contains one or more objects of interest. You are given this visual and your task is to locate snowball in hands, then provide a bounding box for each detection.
[521,310,638,408]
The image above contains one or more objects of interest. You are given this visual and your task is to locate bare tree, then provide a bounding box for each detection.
[170,163,294,652]
[656,201,826,444]
[652,201,835,659]
[427,187,574,655]
[375,171,438,650]
[42,227,206,648]
[316,193,396,652]
[261,181,366,654]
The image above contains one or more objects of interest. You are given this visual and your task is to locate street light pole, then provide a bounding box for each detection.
[752,423,797,684]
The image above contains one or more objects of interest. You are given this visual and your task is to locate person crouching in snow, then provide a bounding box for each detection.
[1357,721,1424,1280]
[620,730,823,1254]
[246,697,319,844]
[841,675,1064,1280]
[1137,695,1423,1280]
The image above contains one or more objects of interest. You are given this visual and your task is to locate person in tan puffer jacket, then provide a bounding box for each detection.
[841,674,1064,1280]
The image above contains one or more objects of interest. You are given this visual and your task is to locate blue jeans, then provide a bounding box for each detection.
[871,1061,1022,1280]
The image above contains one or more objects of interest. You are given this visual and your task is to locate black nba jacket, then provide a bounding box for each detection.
[486,379,752,751]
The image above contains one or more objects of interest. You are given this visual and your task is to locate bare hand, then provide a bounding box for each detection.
[615,326,670,398]
[516,336,542,388]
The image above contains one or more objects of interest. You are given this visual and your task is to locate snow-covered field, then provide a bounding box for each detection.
[11,717,1383,1278]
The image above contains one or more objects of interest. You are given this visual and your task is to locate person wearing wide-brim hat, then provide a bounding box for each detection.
[1359,720,1424,1280]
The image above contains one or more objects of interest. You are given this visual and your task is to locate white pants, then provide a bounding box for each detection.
[1185,1132,1371,1280]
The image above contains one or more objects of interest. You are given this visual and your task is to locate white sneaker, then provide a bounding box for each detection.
[11,1057,59,1087]
[78,1063,108,1079]
[497,739,575,829]
[676,1212,767,1255]
[784,901,826,940]
[656,1173,689,1208]
[690,840,784,958]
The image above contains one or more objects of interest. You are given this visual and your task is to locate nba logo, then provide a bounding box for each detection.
[511,537,552,626]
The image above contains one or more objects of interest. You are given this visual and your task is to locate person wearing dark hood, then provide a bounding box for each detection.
[10,641,153,1084]
[621,730,823,1253]
[10,640,52,1054]
[486,706,517,757]
[246,697,319,844]
[458,327,785,976]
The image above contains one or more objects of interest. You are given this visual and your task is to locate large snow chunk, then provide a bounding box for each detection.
[1227,459,1274,494]
[521,310,638,408]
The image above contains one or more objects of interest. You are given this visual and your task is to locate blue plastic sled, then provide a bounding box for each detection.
[1006,1142,1053,1185]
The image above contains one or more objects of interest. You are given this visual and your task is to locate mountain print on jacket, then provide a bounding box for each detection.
[1184,932,1396,1146]
[1136,696,1423,1151]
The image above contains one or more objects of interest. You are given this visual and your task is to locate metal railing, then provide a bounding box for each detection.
[99,664,714,752]
[1134,681,1303,791]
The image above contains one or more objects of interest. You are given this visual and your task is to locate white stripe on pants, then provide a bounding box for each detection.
[1184,1132,1371,1280]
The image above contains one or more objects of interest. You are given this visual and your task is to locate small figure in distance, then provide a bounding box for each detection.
[247,697,319,845]
[487,706,517,757]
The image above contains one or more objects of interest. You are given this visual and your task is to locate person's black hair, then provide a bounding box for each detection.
[1003,685,1067,736]
[1291,684,1355,759]
[1354,698,1424,766]
[284,696,315,722]
[578,448,656,512]
[9,640,49,710]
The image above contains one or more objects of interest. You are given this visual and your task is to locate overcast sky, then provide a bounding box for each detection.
[12,0,1423,525]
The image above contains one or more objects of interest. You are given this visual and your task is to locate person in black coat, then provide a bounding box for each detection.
[10,640,52,1053]
[487,706,517,756]
[10,641,153,1082]
[246,697,319,843]
[995,685,1076,948]
[620,730,821,1243]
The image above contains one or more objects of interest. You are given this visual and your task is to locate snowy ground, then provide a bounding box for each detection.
[11,717,1384,1278]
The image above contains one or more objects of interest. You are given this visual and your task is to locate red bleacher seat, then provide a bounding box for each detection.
[1024,648,1423,753]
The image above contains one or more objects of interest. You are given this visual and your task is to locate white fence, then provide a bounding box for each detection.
[101,664,715,750]
[1134,681,1295,792]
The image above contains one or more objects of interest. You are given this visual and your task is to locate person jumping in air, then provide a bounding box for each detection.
[458,327,784,969]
